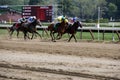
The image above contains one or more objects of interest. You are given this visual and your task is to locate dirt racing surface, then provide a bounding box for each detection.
[0,38,120,80]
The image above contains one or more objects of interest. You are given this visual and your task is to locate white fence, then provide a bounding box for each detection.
[0,24,120,41]
[0,24,120,31]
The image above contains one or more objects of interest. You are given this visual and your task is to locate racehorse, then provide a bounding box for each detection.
[47,20,68,42]
[8,19,42,40]
[8,22,24,38]
[65,21,82,42]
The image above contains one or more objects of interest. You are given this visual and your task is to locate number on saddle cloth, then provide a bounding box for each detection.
[15,23,20,28]
[15,23,22,29]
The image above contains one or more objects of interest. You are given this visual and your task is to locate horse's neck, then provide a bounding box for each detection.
[72,23,79,30]
[29,21,37,27]
[61,21,66,26]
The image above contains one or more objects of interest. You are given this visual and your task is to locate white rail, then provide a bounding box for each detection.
[0,24,120,31]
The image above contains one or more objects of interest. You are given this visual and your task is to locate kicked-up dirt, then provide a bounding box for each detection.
[0,38,120,80]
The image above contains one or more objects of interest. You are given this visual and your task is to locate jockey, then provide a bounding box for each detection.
[15,17,27,29]
[57,15,68,23]
[27,16,36,23]
[71,17,78,23]
[73,17,76,22]
[18,17,27,23]
[54,15,68,30]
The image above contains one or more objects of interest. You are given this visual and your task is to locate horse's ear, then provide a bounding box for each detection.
[79,21,82,24]
[79,21,82,28]
[76,20,79,23]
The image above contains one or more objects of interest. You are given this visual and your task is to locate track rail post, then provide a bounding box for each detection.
[116,30,120,41]
[89,29,94,40]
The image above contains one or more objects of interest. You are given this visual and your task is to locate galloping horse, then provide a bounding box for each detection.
[48,20,68,42]
[8,22,24,38]
[8,19,42,40]
[65,21,82,42]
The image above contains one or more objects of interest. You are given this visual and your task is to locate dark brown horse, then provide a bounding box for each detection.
[65,21,82,42]
[48,20,68,42]
[8,19,42,40]
[8,22,24,39]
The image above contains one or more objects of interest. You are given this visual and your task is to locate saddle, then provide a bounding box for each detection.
[54,23,60,30]
[15,23,21,28]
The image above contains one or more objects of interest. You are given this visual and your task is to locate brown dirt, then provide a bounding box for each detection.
[0,38,120,80]
[0,38,120,59]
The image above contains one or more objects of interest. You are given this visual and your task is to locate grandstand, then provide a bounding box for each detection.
[0,6,22,23]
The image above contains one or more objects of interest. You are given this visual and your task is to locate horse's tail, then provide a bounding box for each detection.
[6,26,12,37]
[6,26,10,33]
[47,24,50,31]
[7,23,16,33]
[47,26,50,31]
[47,24,54,31]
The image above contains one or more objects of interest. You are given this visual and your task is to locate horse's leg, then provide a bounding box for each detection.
[73,34,77,42]
[59,33,63,39]
[23,31,27,40]
[31,32,37,39]
[53,31,56,42]
[9,30,14,39]
[68,34,74,42]
[31,32,34,39]
[8,27,14,39]
[34,31,42,39]
[27,33,31,39]
[7,27,11,37]
[43,28,49,37]
[50,31,54,41]
[56,33,60,39]
[68,33,70,38]
[34,33,37,39]
[56,33,62,40]
[17,31,19,38]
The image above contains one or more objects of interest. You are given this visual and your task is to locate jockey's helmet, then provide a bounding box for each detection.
[33,16,36,19]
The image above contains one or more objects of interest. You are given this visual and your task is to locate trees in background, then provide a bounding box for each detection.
[29,0,39,5]
[0,0,120,21]
[106,0,120,20]
[39,0,108,20]
[0,0,25,5]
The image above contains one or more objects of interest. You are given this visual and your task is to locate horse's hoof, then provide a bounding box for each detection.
[53,40,56,42]
[56,38,60,40]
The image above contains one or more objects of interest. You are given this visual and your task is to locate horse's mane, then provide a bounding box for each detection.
[60,20,66,24]
[30,19,37,26]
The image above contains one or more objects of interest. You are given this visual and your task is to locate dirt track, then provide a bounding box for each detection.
[0,38,120,80]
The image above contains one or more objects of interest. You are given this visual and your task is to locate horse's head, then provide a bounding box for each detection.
[35,19,42,27]
[61,20,66,24]
[60,20,69,27]
[31,19,42,27]
[76,21,82,28]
